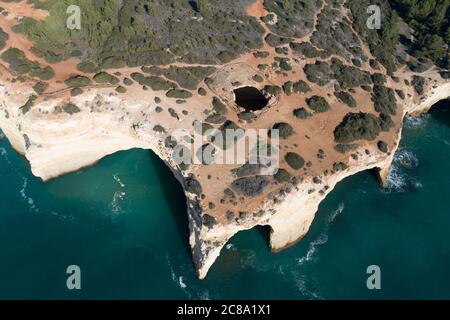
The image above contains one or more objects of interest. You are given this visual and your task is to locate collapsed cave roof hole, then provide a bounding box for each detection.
[234,86,269,111]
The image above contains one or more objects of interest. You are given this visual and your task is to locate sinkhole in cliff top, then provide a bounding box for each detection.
[234,86,269,111]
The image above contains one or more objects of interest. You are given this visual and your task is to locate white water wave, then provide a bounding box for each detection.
[404,114,430,129]
[297,202,344,266]
[111,191,126,214]
[19,177,39,213]
[297,234,328,266]
[49,211,75,222]
[396,149,419,169]
[383,148,421,194]
[113,174,126,188]
[0,147,11,165]
[294,273,323,300]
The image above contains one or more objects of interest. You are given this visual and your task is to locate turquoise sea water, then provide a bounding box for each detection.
[0,100,449,299]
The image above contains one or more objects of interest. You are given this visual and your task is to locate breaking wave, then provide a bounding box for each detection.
[293,273,323,300]
[404,114,430,129]
[297,202,344,267]
[383,148,421,194]
[113,174,126,188]
[0,147,11,165]
[111,191,126,214]
[19,177,39,213]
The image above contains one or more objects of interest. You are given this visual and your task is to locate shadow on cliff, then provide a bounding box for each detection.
[147,151,191,255]
[429,98,450,127]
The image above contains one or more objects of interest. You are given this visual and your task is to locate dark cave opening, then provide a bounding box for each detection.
[429,98,450,127]
[234,86,269,111]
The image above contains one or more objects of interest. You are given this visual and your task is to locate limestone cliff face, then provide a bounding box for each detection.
[0,73,447,279]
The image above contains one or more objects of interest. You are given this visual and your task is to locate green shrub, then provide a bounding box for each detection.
[76,62,97,73]
[395,89,405,100]
[0,27,8,49]
[412,75,425,95]
[372,85,397,115]
[32,81,48,94]
[93,72,119,85]
[371,73,387,85]
[277,57,292,71]
[232,164,264,177]
[379,113,395,132]
[115,86,126,93]
[153,125,166,133]
[263,85,282,96]
[217,51,235,63]
[334,112,381,143]
[147,66,216,90]
[282,81,293,95]
[31,66,55,80]
[285,152,305,170]
[123,77,133,86]
[56,103,80,115]
[212,97,228,115]
[293,80,311,93]
[274,169,291,183]
[265,33,291,47]
[270,122,294,139]
[290,41,329,58]
[142,76,175,91]
[334,91,357,108]
[293,108,311,119]
[185,177,202,196]
[231,176,270,197]
[64,75,92,88]
[166,89,193,99]
[307,96,330,112]
[205,113,226,124]
[333,162,349,172]
[20,95,37,115]
[253,74,264,83]
[253,51,269,58]
[202,214,217,229]
[334,143,358,154]
[70,88,83,96]
[238,112,257,122]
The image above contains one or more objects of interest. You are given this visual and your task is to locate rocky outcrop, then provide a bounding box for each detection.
[1,75,447,279]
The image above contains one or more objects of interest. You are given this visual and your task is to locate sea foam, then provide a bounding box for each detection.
[297,202,344,266]
[383,148,421,194]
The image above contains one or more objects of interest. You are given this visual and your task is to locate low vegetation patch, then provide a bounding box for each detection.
[274,169,291,183]
[93,72,119,85]
[1,48,54,80]
[334,112,381,143]
[372,85,397,115]
[285,152,305,170]
[293,107,311,119]
[231,176,270,197]
[334,91,357,108]
[64,75,92,88]
[307,96,330,112]
[166,89,193,99]
[270,122,294,139]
